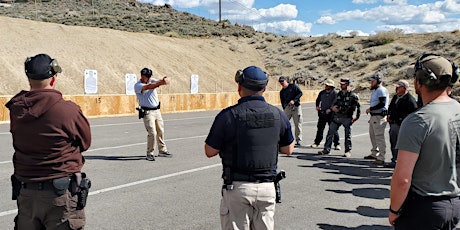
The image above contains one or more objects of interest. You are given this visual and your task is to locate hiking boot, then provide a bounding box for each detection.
[343,152,352,158]
[364,155,377,160]
[334,145,341,151]
[373,159,385,165]
[317,150,330,155]
[309,143,319,148]
[158,151,173,158]
[146,154,155,161]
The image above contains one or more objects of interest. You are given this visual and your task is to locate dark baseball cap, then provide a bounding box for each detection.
[278,76,287,82]
[140,68,152,77]
[339,78,351,85]
[24,53,62,80]
[369,73,383,83]
[239,66,268,91]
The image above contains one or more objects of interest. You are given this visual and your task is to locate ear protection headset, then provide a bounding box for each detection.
[234,69,269,90]
[414,53,459,86]
[371,73,383,84]
[24,56,62,79]
[140,68,152,77]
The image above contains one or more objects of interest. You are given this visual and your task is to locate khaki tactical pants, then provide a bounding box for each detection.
[220,182,276,230]
[368,115,387,161]
[143,109,168,155]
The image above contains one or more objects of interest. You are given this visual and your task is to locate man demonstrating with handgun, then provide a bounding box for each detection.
[6,53,92,230]
[205,66,294,230]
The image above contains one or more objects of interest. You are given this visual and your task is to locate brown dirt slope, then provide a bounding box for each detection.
[0,16,264,95]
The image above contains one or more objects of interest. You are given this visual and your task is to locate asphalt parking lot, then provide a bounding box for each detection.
[0,103,395,229]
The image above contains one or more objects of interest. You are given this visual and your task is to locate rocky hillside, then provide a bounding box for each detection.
[1,0,459,96]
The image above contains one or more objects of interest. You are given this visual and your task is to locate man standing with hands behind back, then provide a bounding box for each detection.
[389,54,460,229]
[279,76,303,146]
[135,67,172,161]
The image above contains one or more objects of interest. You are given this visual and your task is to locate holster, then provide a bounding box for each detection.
[70,172,92,210]
[274,170,286,203]
[11,174,21,200]
[136,107,146,119]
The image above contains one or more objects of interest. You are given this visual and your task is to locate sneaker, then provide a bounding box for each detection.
[317,150,330,155]
[146,154,155,161]
[373,159,385,165]
[158,151,173,158]
[334,145,341,151]
[295,141,303,147]
[364,155,377,160]
[343,152,352,158]
[309,143,319,148]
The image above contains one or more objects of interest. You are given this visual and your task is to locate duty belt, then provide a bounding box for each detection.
[21,177,70,191]
[232,173,274,183]
[22,180,55,190]
[141,106,159,111]
[370,112,384,116]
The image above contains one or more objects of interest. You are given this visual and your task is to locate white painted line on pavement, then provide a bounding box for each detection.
[0,135,208,165]
[89,163,221,196]
[0,163,221,217]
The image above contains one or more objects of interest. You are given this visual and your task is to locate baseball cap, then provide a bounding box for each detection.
[415,55,453,79]
[140,68,153,77]
[394,80,409,88]
[238,66,268,91]
[324,79,335,87]
[278,76,287,82]
[369,73,383,83]
[24,53,62,80]
[339,78,351,85]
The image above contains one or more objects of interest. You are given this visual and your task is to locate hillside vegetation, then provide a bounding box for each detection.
[1,0,459,96]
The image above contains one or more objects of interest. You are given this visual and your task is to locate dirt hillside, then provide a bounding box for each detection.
[0,16,265,96]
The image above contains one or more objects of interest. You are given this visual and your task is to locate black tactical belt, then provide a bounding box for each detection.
[22,180,55,190]
[370,112,384,116]
[141,106,159,111]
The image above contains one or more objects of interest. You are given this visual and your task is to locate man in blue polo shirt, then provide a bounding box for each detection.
[205,66,294,230]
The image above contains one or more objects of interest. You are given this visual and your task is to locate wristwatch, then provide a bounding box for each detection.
[389,206,402,215]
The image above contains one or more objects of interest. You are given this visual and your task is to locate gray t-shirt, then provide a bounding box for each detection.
[134,79,160,108]
[369,86,389,113]
[397,99,460,196]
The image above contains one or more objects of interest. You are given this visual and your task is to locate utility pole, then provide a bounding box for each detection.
[219,0,221,23]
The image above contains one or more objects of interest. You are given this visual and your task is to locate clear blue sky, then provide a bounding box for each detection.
[140,0,460,36]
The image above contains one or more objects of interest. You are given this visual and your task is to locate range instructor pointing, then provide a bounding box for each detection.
[205,66,294,230]
[134,68,172,161]
[6,53,92,230]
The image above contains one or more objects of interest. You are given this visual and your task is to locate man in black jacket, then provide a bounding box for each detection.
[279,76,303,146]
[387,80,418,168]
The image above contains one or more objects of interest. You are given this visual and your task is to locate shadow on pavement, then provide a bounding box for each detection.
[292,151,393,228]
[317,223,390,230]
[85,155,146,161]
[326,206,388,218]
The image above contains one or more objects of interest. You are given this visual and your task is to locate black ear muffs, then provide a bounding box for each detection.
[234,69,244,83]
[234,68,268,91]
[451,61,459,84]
